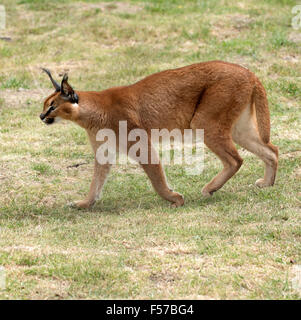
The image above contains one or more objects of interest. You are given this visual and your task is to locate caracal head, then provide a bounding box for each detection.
[40,68,79,125]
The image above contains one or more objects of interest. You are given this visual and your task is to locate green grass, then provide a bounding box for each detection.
[0,0,300,299]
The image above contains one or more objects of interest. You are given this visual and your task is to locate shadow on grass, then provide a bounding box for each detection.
[1,157,292,223]
[0,187,245,225]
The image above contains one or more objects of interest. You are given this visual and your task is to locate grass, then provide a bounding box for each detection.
[0,0,300,299]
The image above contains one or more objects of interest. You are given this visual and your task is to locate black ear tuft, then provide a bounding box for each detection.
[42,68,60,92]
[62,73,68,83]
[61,73,78,103]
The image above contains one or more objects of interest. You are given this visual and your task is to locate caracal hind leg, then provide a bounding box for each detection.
[191,117,243,196]
[190,83,253,197]
[139,141,184,207]
[73,161,111,209]
[201,132,243,197]
[232,104,278,187]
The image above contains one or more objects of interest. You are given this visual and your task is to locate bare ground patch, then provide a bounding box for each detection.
[288,32,301,44]
[0,89,50,108]
[74,1,143,14]
[211,13,255,40]
[290,265,301,296]
[282,150,301,160]
[39,60,92,77]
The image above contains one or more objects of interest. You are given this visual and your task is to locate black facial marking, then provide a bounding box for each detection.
[39,105,55,121]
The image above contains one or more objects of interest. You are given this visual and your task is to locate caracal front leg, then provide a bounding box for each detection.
[73,161,111,209]
[139,140,184,207]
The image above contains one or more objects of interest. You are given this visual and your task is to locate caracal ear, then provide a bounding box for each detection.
[61,73,78,103]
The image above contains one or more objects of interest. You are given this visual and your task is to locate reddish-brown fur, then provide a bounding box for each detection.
[41,61,278,208]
